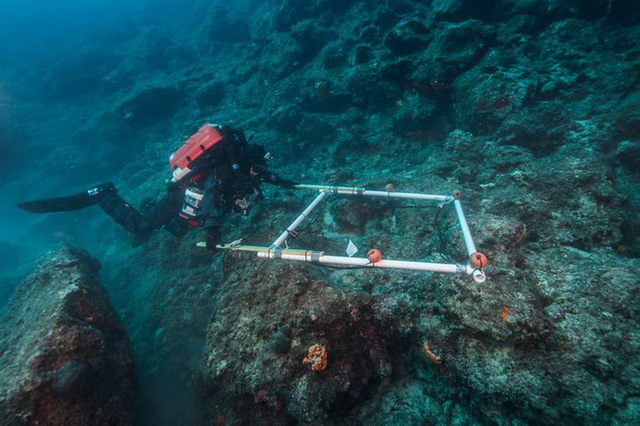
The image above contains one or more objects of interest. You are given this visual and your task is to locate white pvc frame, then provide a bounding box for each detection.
[206,184,486,283]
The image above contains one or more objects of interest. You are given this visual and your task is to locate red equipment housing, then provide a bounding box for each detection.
[170,124,224,182]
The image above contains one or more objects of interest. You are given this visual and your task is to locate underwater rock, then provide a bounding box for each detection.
[321,41,350,68]
[349,70,403,112]
[391,92,441,137]
[298,80,353,114]
[0,244,136,425]
[203,263,398,424]
[432,0,500,22]
[384,18,432,56]
[411,19,496,86]
[196,81,226,110]
[270,104,305,134]
[268,326,292,354]
[51,361,98,398]
[294,115,338,151]
[499,0,613,23]
[616,141,640,174]
[258,33,306,82]
[500,13,543,35]
[612,100,640,141]
[116,86,184,129]
[270,0,313,31]
[291,19,333,64]
[440,246,640,424]
[270,0,357,31]
[353,44,374,64]
[432,0,468,21]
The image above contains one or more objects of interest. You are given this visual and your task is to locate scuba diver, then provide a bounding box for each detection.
[18,124,297,249]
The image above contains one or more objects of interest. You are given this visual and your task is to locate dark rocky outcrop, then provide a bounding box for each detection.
[0,244,136,425]
[116,86,184,130]
[203,263,406,423]
[435,246,640,424]
[384,18,432,56]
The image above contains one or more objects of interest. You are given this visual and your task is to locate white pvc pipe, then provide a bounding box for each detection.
[257,251,473,274]
[294,184,365,194]
[454,199,477,257]
[362,190,452,202]
[293,184,453,202]
[472,269,486,283]
[272,191,329,248]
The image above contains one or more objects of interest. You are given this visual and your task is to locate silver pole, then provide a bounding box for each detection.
[362,190,452,202]
[293,184,453,202]
[272,191,329,248]
[453,199,477,256]
[293,184,365,194]
[257,252,469,272]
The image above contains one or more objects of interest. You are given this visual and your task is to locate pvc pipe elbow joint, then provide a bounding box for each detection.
[472,269,486,283]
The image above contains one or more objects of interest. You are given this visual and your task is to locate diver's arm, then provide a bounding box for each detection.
[261,171,298,188]
[220,125,249,176]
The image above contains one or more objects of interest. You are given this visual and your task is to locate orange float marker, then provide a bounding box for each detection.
[470,252,488,269]
[367,249,382,263]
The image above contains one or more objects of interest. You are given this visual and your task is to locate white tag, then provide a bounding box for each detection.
[228,239,242,248]
[346,239,358,257]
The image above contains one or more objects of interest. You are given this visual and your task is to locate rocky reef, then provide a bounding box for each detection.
[0,244,136,425]
[2,0,639,424]
[200,225,640,424]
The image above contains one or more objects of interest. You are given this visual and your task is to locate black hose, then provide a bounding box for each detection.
[434,203,454,263]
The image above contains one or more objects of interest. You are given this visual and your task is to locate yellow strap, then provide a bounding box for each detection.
[197,242,324,256]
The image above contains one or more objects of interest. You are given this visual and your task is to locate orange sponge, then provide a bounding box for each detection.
[303,343,328,372]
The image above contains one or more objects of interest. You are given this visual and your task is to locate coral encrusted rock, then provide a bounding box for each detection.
[0,244,136,426]
[203,262,397,424]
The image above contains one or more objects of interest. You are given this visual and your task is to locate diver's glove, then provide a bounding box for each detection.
[236,173,255,189]
[264,172,297,188]
[206,228,222,251]
[278,179,298,189]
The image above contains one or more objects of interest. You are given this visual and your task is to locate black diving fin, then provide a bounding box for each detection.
[17,182,117,214]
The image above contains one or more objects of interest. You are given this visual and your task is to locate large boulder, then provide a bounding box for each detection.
[437,246,640,424]
[116,86,184,130]
[0,244,136,425]
[202,262,402,424]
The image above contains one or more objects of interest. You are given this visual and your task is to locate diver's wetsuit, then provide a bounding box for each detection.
[18,128,295,247]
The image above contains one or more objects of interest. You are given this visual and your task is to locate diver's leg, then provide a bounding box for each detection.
[164,217,190,238]
[19,182,156,247]
[143,185,190,238]
[17,182,117,213]
[98,191,153,237]
[144,186,183,229]
[99,192,155,247]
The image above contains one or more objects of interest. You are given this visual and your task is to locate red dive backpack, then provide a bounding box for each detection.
[169,124,225,182]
